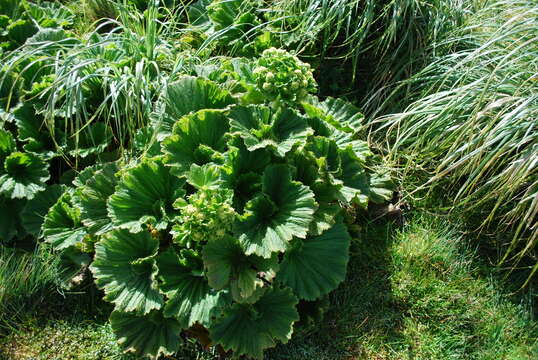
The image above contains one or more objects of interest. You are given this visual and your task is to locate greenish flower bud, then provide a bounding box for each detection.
[253,66,267,74]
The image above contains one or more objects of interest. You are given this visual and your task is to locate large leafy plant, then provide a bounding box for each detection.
[43,49,393,359]
[0,1,85,246]
[0,0,183,246]
[187,0,275,56]
[0,0,73,52]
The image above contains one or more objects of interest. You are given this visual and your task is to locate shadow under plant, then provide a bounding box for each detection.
[1,214,537,360]
[268,214,538,360]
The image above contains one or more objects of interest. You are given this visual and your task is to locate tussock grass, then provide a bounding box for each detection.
[0,247,61,333]
[252,0,469,96]
[369,0,538,276]
[1,0,191,157]
[190,0,469,97]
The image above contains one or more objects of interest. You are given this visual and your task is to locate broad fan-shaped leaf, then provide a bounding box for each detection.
[0,129,15,165]
[228,105,313,157]
[288,150,343,235]
[305,136,341,174]
[162,109,230,176]
[338,147,370,207]
[133,127,161,157]
[237,164,316,258]
[90,229,163,314]
[0,152,50,199]
[6,19,37,48]
[74,162,119,235]
[25,28,78,52]
[278,220,351,300]
[302,98,371,159]
[72,163,105,187]
[67,122,113,158]
[155,76,235,138]
[309,203,342,236]
[0,69,20,109]
[158,249,227,327]
[210,286,299,359]
[186,163,224,190]
[110,310,182,360]
[108,158,185,233]
[14,101,45,142]
[203,236,278,303]
[223,137,270,210]
[303,97,364,133]
[290,149,342,201]
[25,0,74,28]
[42,189,87,251]
[13,102,64,159]
[21,184,63,237]
[368,172,395,204]
[207,0,241,30]
[338,148,394,206]
[57,246,91,287]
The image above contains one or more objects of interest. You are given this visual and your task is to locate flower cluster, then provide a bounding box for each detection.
[253,48,317,102]
[172,188,236,247]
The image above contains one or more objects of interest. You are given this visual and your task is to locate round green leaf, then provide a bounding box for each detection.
[186,163,224,190]
[237,164,317,258]
[72,163,106,187]
[0,129,15,164]
[338,148,395,206]
[67,122,113,158]
[368,172,395,204]
[303,96,364,133]
[209,286,299,359]
[309,203,342,236]
[110,310,182,360]
[74,162,119,235]
[202,236,278,303]
[278,220,351,300]
[108,158,185,233]
[302,97,369,158]
[228,105,313,157]
[162,109,230,176]
[13,102,60,159]
[338,147,370,207]
[158,249,227,327]
[21,183,63,237]
[0,152,50,199]
[305,136,341,174]
[57,246,91,288]
[289,151,342,235]
[155,76,235,139]
[90,229,163,314]
[223,137,270,210]
[42,189,87,251]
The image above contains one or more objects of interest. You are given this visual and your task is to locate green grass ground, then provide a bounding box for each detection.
[1,214,536,360]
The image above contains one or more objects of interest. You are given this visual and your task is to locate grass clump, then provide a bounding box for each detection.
[0,247,61,333]
[370,0,538,276]
[269,0,470,94]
